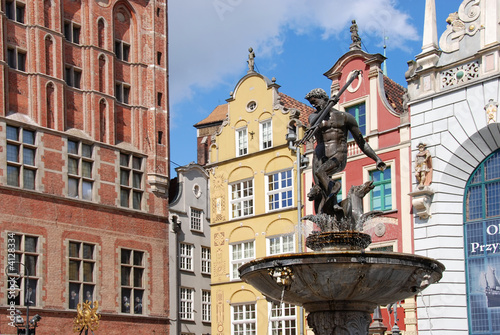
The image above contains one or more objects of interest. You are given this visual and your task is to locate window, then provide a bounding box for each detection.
[267,170,293,211]
[346,103,366,140]
[120,249,144,314]
[202,290,211,322]
[6,125,36,189]
[115,82,131,104]
[115,40,130,62]
[268,234,295,255]
[6,234,40,307]
[7,47,26,71]
[68,241,96,309]
[190,208,202,231]
[269,302,297,335]
[6,0,25,23]
[67,140,93,200]
[65,66,82,89]
[236,127,248,156]
[179,243,193,271]
[230,179,253,219]
[232,303,256,335]
[370,167,392,211]
[120,153,143,209]
[334,178,343,203]
[260,119,272,149]
[464,150,500,334]
[230,241,254,280]
[201,246,211,274]
[179,288,193,320]
[64,21,81,44]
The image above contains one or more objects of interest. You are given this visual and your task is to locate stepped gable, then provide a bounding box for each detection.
[278,92,315,126]
[383,75,406,114]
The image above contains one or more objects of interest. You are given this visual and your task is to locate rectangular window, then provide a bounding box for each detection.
[6,234,40,307]
[201,246,211,275]
[268,234,295,255]
[230,179,254,219]
[230,241,254,280]
[6,125,36,189]
[64,21,81,44]
[120,153,143,209]
[6,47,26,72]
[202,290,211,322]
[179,243,193,271]
[120,249,144,314]
[370,167,392,211]
[180,288,194,320]
[236,127,248,156]
[65,66,82,89]
[67,140,93,200]
[115,82,131,104]
[115,40,130,62]
[346,103,366,141]
[260,119,272,149]
[6,0,24,23]
[232,303,256,335]
[269,302,297,335]
[190,208,202,231]
[267,170,293,211]
[68,241,96,309]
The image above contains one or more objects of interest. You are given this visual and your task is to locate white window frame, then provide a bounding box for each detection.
[267,234,295,256]
[268,302,297,335]
[230,179,254,219]
[179,243,193,272]
[201,290,211,322]
[266,169,293,212]
[201,246,211,275]
[230,241,254,281]
[260,119,272,150]
[179,287,194,320]
[231,303,256,335]
[236,127,248,157]
[190,207,202,231]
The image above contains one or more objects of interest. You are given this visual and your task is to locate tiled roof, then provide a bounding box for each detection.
[193,103,228,127]
[278,92,315,126]
[383,76,406,114]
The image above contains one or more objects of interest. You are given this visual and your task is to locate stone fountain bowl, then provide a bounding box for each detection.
[239,250,445,313]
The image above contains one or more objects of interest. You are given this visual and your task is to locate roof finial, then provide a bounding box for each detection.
[350,20,362,50]
[247,47,255,73]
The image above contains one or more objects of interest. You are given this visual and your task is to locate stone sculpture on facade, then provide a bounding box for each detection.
[415,142,432,189]
[350,19,362,50]
[247,47,255,73]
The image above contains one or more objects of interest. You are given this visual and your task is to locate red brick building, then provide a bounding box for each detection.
[0,0,170,334]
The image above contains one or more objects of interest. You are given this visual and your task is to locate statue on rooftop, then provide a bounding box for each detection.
[247,47,255,73]
[350,20,362,49]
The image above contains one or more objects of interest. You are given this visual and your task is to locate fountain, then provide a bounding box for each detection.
[239,71,444,334]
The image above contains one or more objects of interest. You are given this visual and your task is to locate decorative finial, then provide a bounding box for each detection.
[350,20,361,50]
[247,47,255,73]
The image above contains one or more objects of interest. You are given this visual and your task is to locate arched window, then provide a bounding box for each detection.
[98,55,106,93]
[44,0,52,28]
[113,4,132,62]
[464,149,500,334]
[99,99,106,142]
[46,82,55,128]
[45,35,53,76]
[98,18,105,48]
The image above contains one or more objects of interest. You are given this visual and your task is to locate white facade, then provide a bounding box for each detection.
[407,0,500,333]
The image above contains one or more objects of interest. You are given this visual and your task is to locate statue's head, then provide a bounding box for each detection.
[305,88,328,101]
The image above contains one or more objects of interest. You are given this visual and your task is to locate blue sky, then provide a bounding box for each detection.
[168,1,461,174]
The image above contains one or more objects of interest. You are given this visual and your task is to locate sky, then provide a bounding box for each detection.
[168,0,461,174]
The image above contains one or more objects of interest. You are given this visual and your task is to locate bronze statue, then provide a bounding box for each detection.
[303,72,385,217]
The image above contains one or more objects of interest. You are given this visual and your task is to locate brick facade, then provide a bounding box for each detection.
[0,0,169,334]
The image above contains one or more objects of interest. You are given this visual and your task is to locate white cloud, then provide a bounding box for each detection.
[168,0,419,105]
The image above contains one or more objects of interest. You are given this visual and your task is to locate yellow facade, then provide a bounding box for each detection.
[208,72,311,334]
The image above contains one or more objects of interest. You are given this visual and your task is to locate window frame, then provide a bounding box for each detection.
[201,246,211,275]
[190,207,203,231]
[369,166,393,211]
[63,20,81,44]
[119,153,144,210]
[231,303,256,335]
[179,243,193,272]
[7,46,26,72]
[345,102,366,141]
[267,234,295,256]
[229,179,254,219]
[266,169,293,212]
[268,301,297,335]
[260,119,272,150]
[67,139,94,200]
[179,287,194,321]
[230,241,255,281]
[114,39,131,62]
[120,248,145,315]
[115,82,131,105]
[235,127,248,157]
[201,290,211,323]
[68,240,96,309]
[6,0,25,24]
[6,125,37,189]
[65,65,82,89]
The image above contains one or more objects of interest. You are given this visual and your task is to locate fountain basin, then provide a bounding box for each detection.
[239,250,444,313]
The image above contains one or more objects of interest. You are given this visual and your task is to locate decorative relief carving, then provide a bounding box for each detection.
[440,60,479,88]
[216,290,224,335]
[485,99,499,124]
[409,188,434,220]
[439,0,481,53]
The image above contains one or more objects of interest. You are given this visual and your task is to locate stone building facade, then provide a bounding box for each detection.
[0,0,170,334]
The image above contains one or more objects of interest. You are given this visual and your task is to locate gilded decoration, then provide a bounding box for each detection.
[73,300,101,333]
